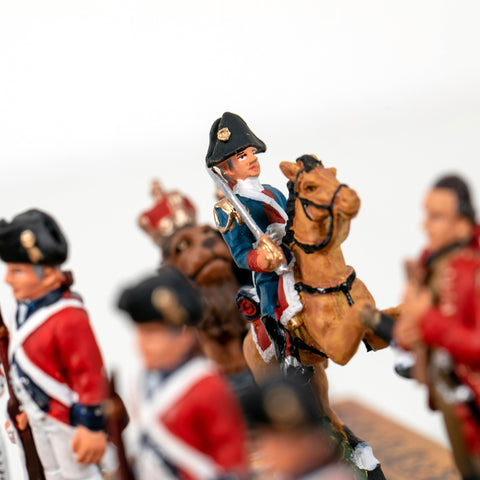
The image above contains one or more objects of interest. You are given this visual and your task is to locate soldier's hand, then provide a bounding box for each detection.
[71,425,107,465]
[394,315,423,350]
[15,411,28,431]
[394,283,432,349]
[401,281,432,320]
[255,234,286,272]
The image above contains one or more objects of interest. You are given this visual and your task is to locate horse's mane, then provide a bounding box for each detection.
[297,154,323,173]
[283,179,296,247]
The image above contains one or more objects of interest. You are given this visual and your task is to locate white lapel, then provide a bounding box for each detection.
[234,180,288,222]
[9,298,84,359]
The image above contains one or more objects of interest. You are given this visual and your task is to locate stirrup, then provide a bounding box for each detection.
[280,356,315,384]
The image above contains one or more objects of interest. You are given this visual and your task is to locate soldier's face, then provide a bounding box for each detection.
[5,263,54,301]
[423,188,472,251]
[136,323,196,370]
[221,147,260,182]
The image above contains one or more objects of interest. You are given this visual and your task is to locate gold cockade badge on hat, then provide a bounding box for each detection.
[20,230,44,264]
[151,287,188,326]
[217,127,231,142]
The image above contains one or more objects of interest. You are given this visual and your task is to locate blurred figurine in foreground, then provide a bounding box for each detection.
[363,175,480,480]
[241,375,359,480]
[117,265,248,480]
[0,209,117,480]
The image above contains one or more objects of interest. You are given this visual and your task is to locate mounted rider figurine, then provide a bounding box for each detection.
[206,112,313,381]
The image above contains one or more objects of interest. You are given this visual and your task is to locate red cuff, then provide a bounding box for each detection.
[247,250,268,273]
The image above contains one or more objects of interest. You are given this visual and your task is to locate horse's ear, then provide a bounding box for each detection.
[279,161,300,181]
[328,167,337,177]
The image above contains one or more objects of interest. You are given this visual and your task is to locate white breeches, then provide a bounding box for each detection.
[28,414,118,480]
[12,373,117,480]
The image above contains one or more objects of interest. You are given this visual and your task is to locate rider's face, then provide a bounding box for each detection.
[221,147,260,183]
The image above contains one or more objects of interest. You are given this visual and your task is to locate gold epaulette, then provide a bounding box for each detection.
[213,198,244,234]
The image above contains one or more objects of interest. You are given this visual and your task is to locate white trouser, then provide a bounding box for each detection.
[11,370,118,480]
[28,414,118,480]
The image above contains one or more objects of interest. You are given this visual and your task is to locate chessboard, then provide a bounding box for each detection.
[333,400,461,480]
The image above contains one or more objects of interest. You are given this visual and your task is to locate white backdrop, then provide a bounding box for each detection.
[1,0,480,477]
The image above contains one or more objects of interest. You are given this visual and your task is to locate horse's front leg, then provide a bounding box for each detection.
[303,356,345,435]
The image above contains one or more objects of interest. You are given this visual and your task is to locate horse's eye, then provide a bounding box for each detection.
[175,239,190,253]
[305,185,317,192]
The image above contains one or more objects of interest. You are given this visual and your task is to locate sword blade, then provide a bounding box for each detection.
[208,167,263,240]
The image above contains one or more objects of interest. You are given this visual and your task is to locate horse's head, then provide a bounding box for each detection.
[280,155,360,252]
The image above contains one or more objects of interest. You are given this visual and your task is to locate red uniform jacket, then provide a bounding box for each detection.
[418,245,480,454]
[10,287,107,427]
[135,356,247,480]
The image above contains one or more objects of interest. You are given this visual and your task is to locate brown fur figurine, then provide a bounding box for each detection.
[161,224,251,379]
[138,181,254,396]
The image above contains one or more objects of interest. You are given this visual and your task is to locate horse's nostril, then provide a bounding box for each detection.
[202,237,217,249]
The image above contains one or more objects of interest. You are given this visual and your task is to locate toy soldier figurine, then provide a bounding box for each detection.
[0,209,117,480]
[206,112,312,380]
[363,175,480,480]
[241,375,358,480]
[117,265,248,480]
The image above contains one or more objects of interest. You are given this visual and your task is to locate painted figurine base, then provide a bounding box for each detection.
[334,400,461,480]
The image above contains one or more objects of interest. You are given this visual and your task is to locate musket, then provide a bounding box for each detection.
[105,372,135,480]
[0,309,45,480]
[208,167,288,274]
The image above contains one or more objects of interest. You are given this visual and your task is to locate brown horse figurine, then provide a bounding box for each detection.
[243,155,399,479]
[280,155,392,364]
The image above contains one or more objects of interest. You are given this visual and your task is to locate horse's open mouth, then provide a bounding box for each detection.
[191,256,232,284]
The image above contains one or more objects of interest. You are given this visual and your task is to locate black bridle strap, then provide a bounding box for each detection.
[292,183,347,253]
[294,269,356,306]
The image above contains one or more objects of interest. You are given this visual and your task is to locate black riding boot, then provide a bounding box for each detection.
[261,315,314,383]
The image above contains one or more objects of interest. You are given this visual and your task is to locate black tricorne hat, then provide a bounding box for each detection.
[0,209,68,265]
[240,374,324,431]
[205,112,266,168]
[117,265,204,327]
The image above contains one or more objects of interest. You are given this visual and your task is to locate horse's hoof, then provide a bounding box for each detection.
[366,464,386,480]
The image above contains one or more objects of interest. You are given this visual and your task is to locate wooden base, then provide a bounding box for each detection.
[333,400,461,480]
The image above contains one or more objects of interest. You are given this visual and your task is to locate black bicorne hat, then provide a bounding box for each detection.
[205,112,266,168]
[117,265,204,327]
[0,209,68,265]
